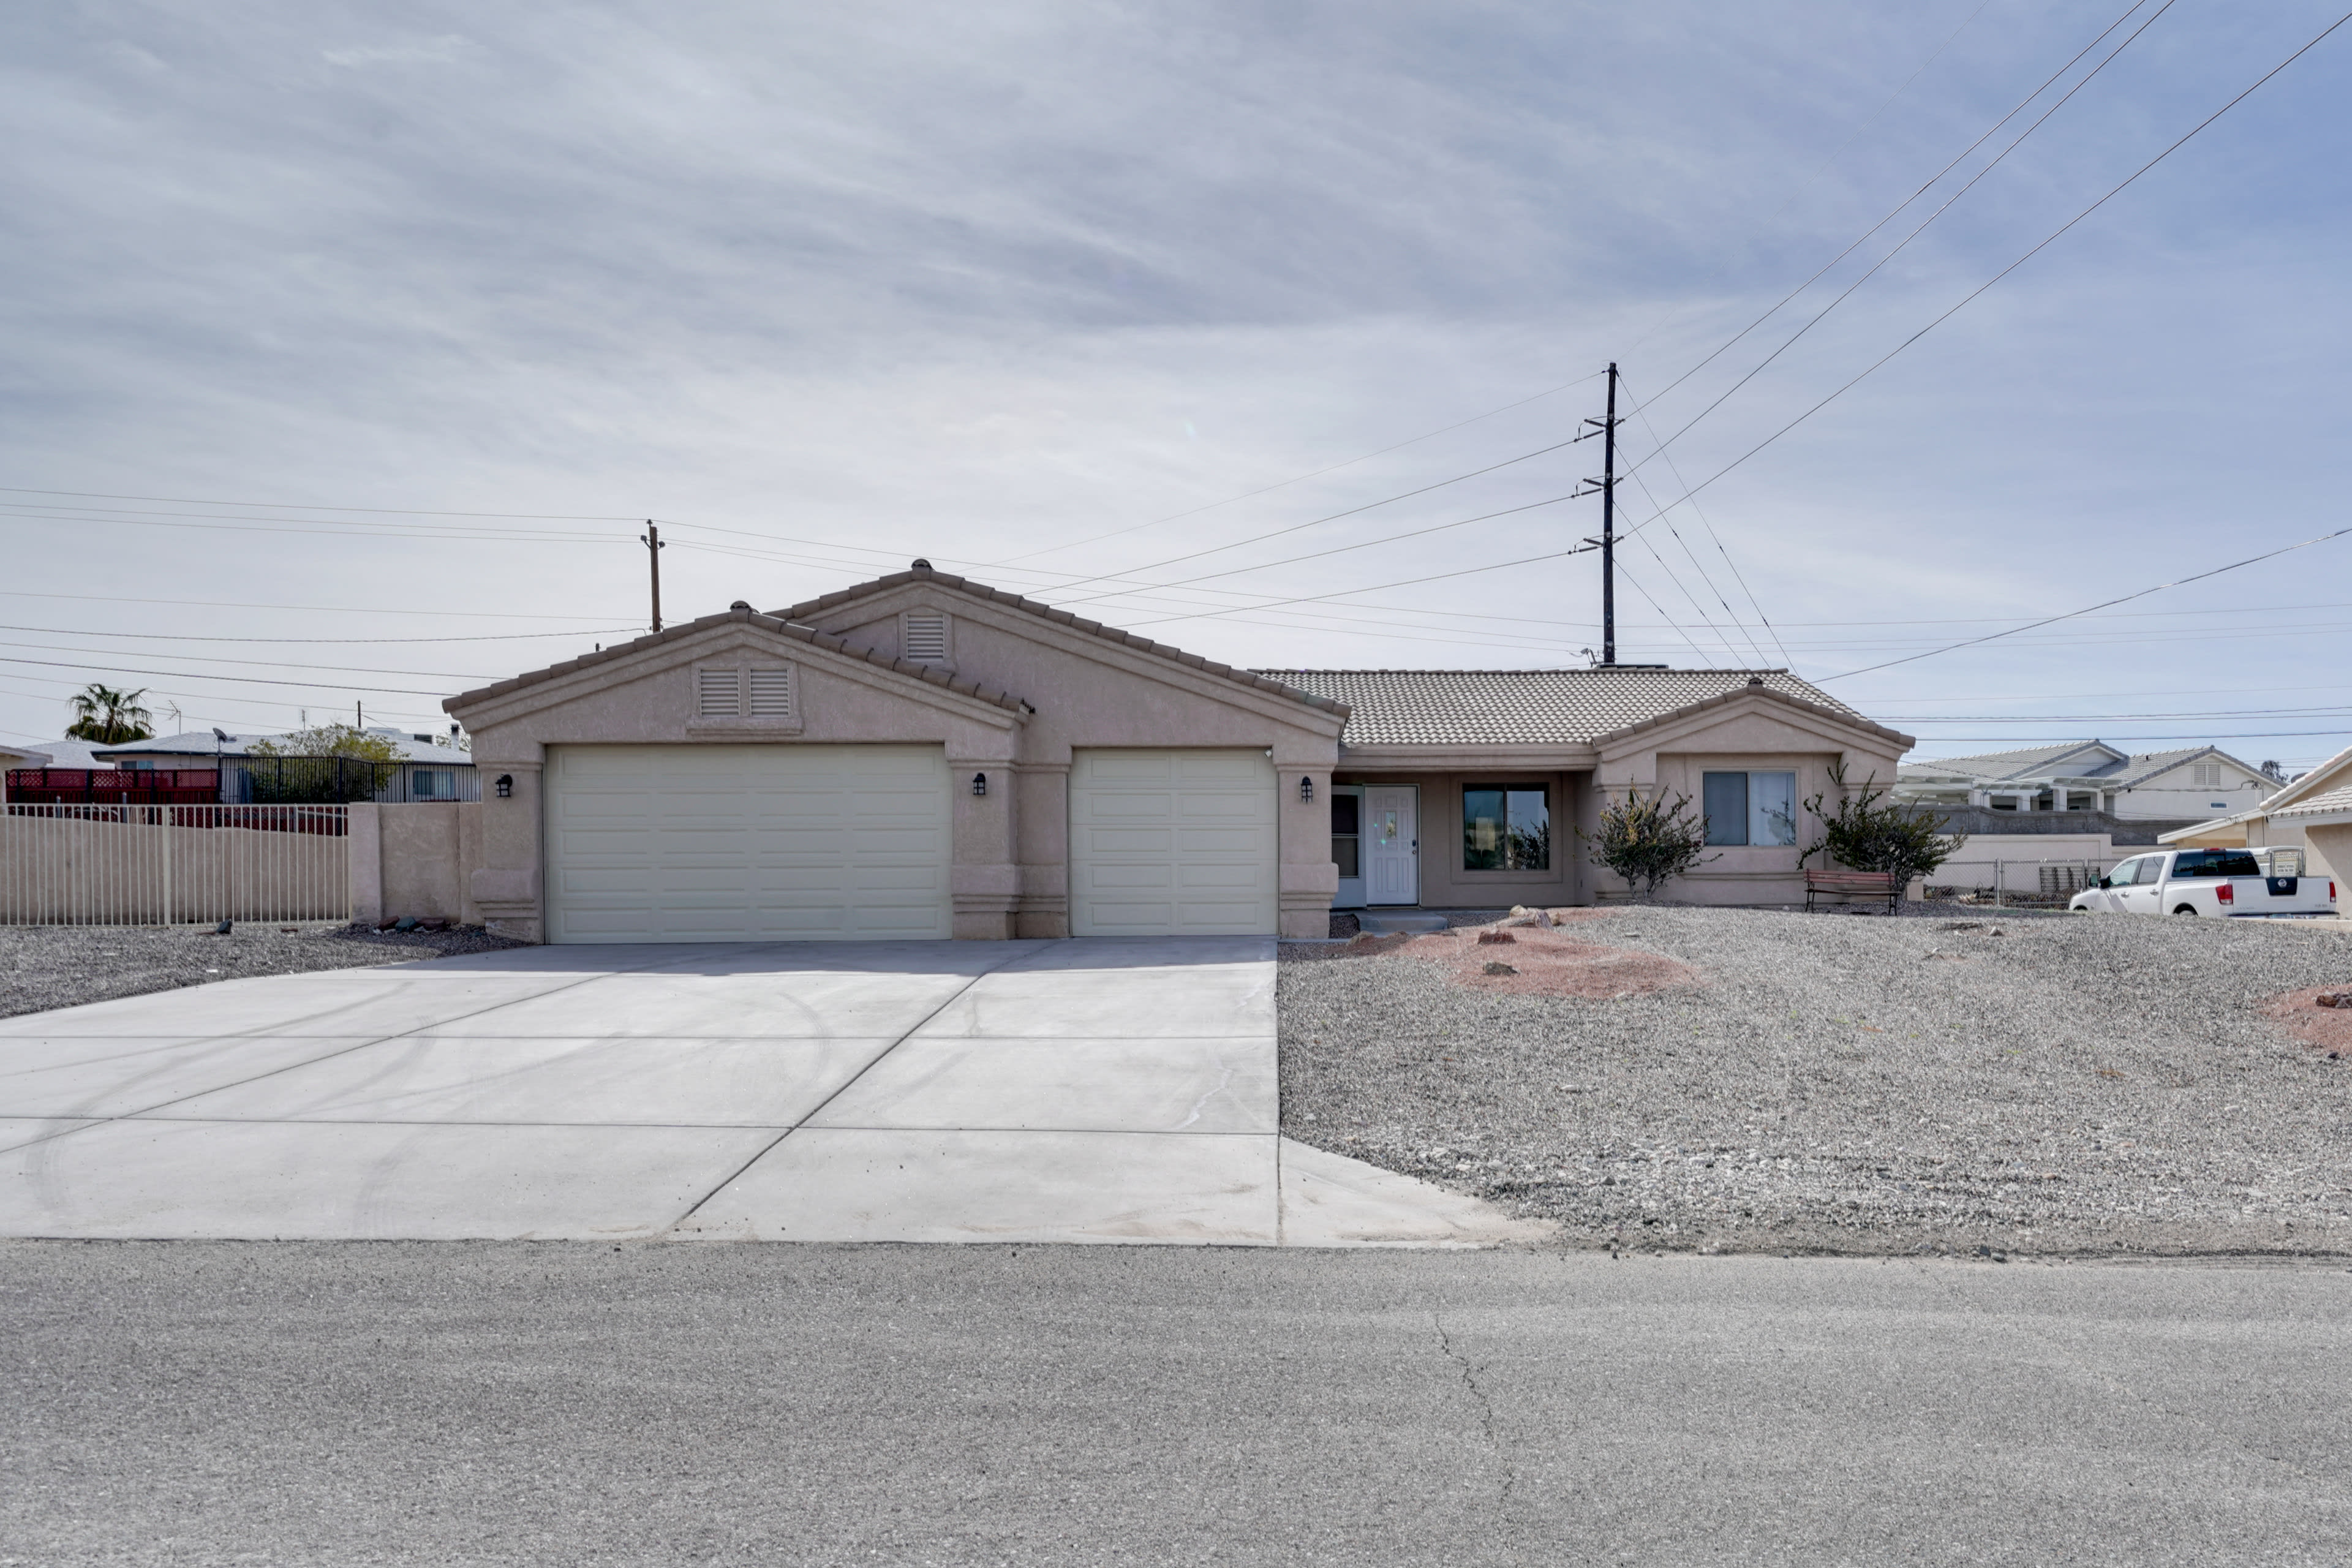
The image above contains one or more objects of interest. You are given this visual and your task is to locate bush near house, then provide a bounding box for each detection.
[243,723,400,804]
[1802,763,1964,906]
[1578,790,1715,900]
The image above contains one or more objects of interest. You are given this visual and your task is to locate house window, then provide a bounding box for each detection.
[696,668,742,717]
[903,611,949,664]
[1330,792,1360,878]
[747,667,794,719]
[2192,763,2221,788]
[1703,771,1797,847]
[412,769,437,799]
[1463,786,1550,870]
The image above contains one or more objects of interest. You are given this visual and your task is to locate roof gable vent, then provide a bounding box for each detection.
[747,667,794,719]
[903,610,949,664]
[695,668,741,718]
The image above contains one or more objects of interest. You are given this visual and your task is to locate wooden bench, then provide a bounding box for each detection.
[1805,869,1899,914]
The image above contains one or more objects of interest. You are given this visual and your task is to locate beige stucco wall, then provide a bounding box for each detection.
[350,802,481,925]
[447,598,1346,941]
[1586,697,1910,907]
[1333,767,1585,909]
[2296,823,2347,885]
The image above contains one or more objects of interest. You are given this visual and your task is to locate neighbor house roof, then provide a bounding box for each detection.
[91,730,477,766]
[1250,668,1868,747]
[778,568,1350,718]
[10,738,115,769]
[1899,741,2249,787]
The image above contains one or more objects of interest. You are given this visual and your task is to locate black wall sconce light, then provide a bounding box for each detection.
[495,774,513,799]
[1299,775,1314,803]
[971,772,988,797]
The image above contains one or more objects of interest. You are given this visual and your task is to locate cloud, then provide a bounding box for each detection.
[320,34,477,69]
[0,1,2348,760]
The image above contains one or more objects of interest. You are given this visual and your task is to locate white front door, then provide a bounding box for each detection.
[1363,786,1419,906]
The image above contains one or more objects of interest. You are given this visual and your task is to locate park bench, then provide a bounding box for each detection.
[1804,868,1900,914]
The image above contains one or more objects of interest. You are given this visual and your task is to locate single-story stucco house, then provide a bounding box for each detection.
[441,564,1914,943]
[2157,741,2352,881]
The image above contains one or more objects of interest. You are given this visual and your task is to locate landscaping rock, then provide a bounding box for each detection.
[1281,903,2352,1257]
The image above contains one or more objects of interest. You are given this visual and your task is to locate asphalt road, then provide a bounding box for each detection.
[6,1243,2349,1566]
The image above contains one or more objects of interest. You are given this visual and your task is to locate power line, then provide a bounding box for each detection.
[986,372,1608,567]
[1035,435,1599,600]
[1821,524,2352,681]
[0,486,641,521]
[0,589,620,622]
[1630,0,2163,412]
[1629,0,2179,484]
[1611,6,2352,568]
[0,654,462,697]
[0,624,631,646]
[0,639,497,682]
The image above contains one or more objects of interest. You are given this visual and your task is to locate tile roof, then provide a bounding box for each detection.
[2271,782,2352,821]
[778,568,1349,718]
[1251,668,1869,747]
[1898,742,2119,780]
[445,605,1031,715]
[1898,742,2237,786]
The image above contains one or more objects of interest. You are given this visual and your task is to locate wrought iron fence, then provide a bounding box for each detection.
[1917,858,2117,909]
[0,804,351,925]
[221,757,480,804]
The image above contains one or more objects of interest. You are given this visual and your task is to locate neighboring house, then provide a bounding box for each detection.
[4,737,219,805]
[2158,742,2352,882]
[90,728,479,802]
[442,564,1913,944]
[0,742,51,802]
[10,738,107,769]
[1895,741,2276,826]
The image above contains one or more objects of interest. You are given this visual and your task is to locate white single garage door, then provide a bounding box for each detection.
[1068,749,1278,937]
[544,744,951,943]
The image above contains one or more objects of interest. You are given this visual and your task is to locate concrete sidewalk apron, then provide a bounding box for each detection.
[0,938,1540,1246]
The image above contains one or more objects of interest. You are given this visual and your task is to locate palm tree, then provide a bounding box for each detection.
[64,683,155,744]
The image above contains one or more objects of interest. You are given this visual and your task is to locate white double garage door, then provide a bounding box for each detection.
[545,744,1278,942]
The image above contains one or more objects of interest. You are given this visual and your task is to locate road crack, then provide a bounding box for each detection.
[1434,1311,1517,1514]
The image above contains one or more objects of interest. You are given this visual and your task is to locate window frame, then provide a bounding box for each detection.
[1702,769,1799,848]
[1461,783,1551,873]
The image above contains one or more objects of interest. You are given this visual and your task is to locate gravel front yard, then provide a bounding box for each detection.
[0,924,531,1020]
[1280,907,2352,1258]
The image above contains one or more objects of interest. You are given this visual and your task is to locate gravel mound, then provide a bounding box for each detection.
[1280,905,2352,1258]
[0,922,532,1020]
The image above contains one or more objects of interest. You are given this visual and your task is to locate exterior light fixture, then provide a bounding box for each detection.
[495,774,513,799]
[1300,775,1314,803]
[971,772,987,797]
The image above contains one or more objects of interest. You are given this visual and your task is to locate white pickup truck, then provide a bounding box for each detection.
[2070,847,2338,919]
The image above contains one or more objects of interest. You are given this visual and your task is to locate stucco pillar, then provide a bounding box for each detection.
[949,754,1019,940]
[348,803,383,927]
[1275,755,1338,939]
[1012,761,1069,938]
[469,756,544,943]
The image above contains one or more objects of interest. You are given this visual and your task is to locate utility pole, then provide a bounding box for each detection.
[1583,362,1622,665]
[641,522,666,633]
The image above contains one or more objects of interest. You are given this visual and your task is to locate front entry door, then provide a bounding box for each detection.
[1363,786,1419,906]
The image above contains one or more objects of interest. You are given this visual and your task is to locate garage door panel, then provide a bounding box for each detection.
[1069,749,1276,938]
[545,744,952,943]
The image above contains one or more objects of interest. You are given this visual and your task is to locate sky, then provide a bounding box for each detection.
[5,1,2351,771]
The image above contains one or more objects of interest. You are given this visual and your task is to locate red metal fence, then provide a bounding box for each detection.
[6,769,221,805]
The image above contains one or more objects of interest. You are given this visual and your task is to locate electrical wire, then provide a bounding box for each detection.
[0,624,632,646]
[0,589,622,621]
[0,654,462,698]
[1611,6,2352,569]
[1821,524,2352,680]
[986,372,1609,567]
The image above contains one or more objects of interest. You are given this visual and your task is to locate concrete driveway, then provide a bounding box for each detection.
[0,938,1534,1246]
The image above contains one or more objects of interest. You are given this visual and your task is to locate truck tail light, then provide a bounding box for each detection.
[2217,883,2233,905]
